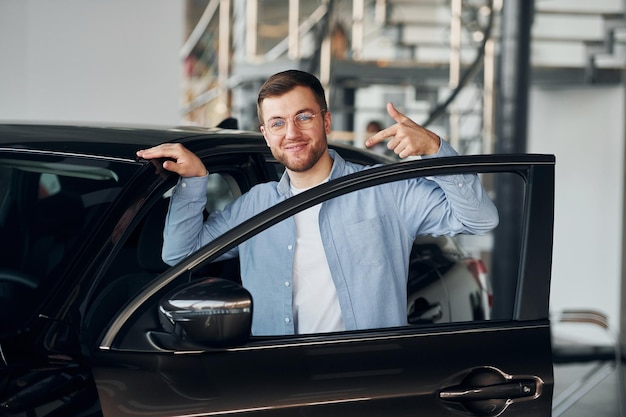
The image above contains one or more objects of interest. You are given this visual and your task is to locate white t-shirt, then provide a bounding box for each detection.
[291,182,345,334]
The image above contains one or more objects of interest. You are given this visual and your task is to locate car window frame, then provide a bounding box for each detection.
[81,152,269,341]
[99,153,555,350]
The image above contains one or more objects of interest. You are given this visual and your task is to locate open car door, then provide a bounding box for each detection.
[91,153,555,417]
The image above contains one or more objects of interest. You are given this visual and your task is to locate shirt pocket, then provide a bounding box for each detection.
[344,217,387,267]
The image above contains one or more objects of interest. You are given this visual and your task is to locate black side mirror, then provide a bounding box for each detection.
[159,277,252,347]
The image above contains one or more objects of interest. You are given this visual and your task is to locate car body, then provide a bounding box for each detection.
[0,123,555,416]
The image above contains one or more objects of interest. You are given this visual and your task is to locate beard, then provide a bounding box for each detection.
[272,137,328,172]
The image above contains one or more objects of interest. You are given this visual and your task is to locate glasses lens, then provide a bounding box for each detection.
[269,119,286,134]
[266,110,324,134]
[294,113,314,129]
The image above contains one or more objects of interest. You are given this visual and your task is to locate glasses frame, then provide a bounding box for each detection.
[263,109,327,135]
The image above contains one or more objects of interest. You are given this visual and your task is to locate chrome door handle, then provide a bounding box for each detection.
[440,379,537,401]
[439,368,543,415]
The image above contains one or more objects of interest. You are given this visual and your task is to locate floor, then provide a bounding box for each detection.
[553,361,623,416]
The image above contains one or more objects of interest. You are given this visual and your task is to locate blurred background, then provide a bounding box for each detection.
[0,0,625,359]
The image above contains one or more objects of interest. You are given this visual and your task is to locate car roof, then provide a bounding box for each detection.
[0,123,267,160]
[0,123,393,165]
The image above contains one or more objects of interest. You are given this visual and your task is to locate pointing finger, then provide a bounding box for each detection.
[387,102,408,124]
[365,125,396,148]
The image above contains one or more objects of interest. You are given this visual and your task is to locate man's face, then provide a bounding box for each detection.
[259,86,331,173]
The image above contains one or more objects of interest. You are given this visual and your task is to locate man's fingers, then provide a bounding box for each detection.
[137,143,181,160]
[160,158,181,174]
[365,103,441,157]
[387,102,408,123]
[365,128,392,147]
[136,143,206,177]
[365,103,409,148]
[137,144,185,169]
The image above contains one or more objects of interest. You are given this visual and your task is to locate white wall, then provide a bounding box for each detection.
[529,86,625,341]
[0,0,184,125]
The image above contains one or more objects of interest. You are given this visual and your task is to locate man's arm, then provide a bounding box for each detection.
[161,175,211,265]
[421,139,498,235]
[366,103,498,235]
[136,144,211,265]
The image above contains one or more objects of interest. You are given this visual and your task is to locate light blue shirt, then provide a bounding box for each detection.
[162,139,499,336]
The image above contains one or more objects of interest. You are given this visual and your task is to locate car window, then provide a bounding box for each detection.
[85,171,242,346]
[101,166,530,351]
[0,155,136,334]
[269,158,500,326]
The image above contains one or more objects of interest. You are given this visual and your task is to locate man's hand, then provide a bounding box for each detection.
[136,143,208,178]
[365,102,441,159]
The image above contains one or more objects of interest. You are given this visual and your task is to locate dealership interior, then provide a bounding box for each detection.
[2,0,626,415]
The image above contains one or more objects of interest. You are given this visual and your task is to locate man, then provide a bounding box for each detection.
[136,69,498,336]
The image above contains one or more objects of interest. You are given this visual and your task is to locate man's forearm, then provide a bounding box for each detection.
[162,175,209,265]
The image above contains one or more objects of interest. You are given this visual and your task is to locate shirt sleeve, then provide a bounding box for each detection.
[407,138,499,236]
[161,175,211,265]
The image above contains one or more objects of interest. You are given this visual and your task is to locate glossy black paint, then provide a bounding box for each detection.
[94,324,552,416]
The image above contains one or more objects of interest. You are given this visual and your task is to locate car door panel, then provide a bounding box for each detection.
[93,323,552,416]
[91,154,555,416]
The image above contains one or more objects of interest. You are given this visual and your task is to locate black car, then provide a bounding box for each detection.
[0,123,555,416]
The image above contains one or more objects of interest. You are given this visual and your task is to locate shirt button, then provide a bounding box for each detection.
[285,317,291,323]
[181,181,187,188]
[284,281,290,287]
[287,245,293,250]
[458,182,464,188]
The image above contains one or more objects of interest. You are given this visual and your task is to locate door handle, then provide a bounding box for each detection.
[439,368,543,415]
[440,379,537,401]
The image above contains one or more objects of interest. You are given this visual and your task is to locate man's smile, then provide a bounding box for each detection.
[284,141,308,153]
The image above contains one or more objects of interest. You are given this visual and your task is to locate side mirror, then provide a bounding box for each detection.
[159,278,252,346]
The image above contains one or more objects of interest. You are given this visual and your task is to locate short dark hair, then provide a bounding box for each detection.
[257,70,328,125]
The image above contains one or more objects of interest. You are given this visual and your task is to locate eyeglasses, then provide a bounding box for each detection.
[264,109,326,135]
